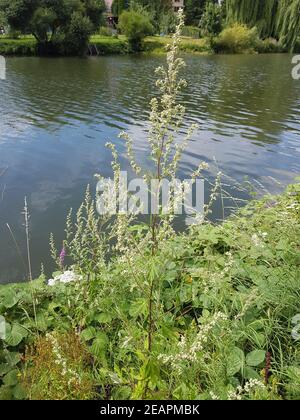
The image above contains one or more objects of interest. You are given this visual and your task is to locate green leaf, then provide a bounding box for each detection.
[13,383,27,400]
[80,326,96,342]
[246,350,266,367]
[90,332,109,358]
[3,369,18,386]
[5,324,28,347]
[227,347,245,376]
[1,289,19,309]
[94,313,113,324]
[0,385,13,400]
[129,298,148,318]
[0,364,12,376]
[5,352,21,367]
[244,366,261,380]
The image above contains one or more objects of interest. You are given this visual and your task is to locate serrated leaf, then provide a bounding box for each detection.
[129,298,148,318]
[90,332,109,358]
[80,326,96,342]
[246,350,266,367]
[95,313,113,324]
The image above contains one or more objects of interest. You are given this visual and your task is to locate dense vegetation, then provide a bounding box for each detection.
[0,0,299,55]
[226,0,300,51]
[0,13,299,400]
[0,183,299,400]
[0,0,106,55]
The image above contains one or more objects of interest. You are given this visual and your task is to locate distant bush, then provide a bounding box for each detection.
[0,38,37,55]
[91,37,128,55]
[180,37,212,53]
[8,30,22,39]
[158,12,177,36]
[98,26,114,37]
[214,24,259,53]
[182,26,200,39]
[118,10,154,52]
[256,38,285,54]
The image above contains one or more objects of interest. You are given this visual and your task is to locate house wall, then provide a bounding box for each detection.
[104,0,113,13]
[172,0,184,12]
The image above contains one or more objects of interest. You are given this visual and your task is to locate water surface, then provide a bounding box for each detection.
[0,54,299,283]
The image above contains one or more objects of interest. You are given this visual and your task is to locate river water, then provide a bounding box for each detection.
[0,54,299,283]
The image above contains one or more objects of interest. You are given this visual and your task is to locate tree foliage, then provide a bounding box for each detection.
[199,1,222,37]
[111,0,128,16]
[118,9,153,51]
[226,0,300,50]
[0,0,106,54]
[185,0,206,26]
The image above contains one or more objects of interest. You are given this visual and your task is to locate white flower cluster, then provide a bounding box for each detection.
[251,231,267,248]
[227,379,265,400]
[158,312,228,372]
[48,270,83,286]
[209,391,220,400]
[46,333,81,386]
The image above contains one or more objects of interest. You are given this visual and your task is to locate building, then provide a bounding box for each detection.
[172,0,184,12]
[104,0,113,13]
[105,1,184,14]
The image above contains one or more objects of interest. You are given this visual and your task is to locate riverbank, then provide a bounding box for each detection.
[0,184,299,400]
[0,33,288,57]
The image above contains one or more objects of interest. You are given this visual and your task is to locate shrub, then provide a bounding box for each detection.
[182,25,201,39]
[214,24,259,53]
[98,26,114,37]
[256,37,285,53]
[118,10,154,52]
[158,11,177,35]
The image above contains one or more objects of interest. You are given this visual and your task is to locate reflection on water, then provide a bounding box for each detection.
[0,54,299,283]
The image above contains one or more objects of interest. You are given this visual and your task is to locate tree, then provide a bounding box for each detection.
[111,0,129,16]
[225,0,300,51]
[0,0,106,54]
[277,0,300,51]
[185,0,206,26]
[225,0,278,38]
[199,1,222,37]
[131,0,172,32]
[118,9,153,51]
[0,9,7,29]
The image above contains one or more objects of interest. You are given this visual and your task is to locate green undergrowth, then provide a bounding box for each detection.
[0,36,37,55]
[0,183,299,400]
[0,32,287,57]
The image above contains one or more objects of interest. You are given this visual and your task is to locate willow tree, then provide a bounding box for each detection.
[225,0,278,38]
[225,0,299,50]
[277,0,300,50]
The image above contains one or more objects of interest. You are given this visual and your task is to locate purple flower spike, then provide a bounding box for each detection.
[59,247,66,267]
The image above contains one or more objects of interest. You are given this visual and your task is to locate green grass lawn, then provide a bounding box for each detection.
[0,34,212,56]
[0,35,37,55]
